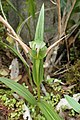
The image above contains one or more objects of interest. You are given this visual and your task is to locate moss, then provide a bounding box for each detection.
[64,60,80,92]
[0,89,24,120]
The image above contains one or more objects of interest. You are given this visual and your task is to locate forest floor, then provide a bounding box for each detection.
[0,46,80,120]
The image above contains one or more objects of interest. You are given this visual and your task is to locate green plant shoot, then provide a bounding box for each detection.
[29,4,47,100]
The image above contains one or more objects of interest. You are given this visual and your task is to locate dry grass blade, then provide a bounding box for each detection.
[0,15,31,54]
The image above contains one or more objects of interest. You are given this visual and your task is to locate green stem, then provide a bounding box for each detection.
[28,68,33,87]
[37,85,40,101]
[36,84,40,115]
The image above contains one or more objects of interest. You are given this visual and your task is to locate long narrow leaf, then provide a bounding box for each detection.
[39,59,43,84]
[6,0,23,20]
[32,59,43,86]
[65,95,80,113]
[6,0,31,36]
[0,77,36,105]
[0,0,7,20]
[34,4,44,42]
[38,100,63,120]
[32,59,37,85]
[0,41,29,69]
[27,0,35,19]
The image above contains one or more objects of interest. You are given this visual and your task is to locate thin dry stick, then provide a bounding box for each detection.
[0,15,31,54]
[55,51,65,65]
[50,0,57,5]
[61,8,66,35]
[52,69,68,76]
[46,35,68,54]
[64,0,76,31]
[57,0,61,37]
[45,0,62,65]
[7,33,30,54]
[63,0,76,62]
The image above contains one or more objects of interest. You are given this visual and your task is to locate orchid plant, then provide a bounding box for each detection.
[0,4,63,120]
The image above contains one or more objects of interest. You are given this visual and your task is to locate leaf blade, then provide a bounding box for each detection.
[0,41,29,69]
[0,77,36,105]
[38,100,63,120]
[65,95,80,113]
[34,3,44,42]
